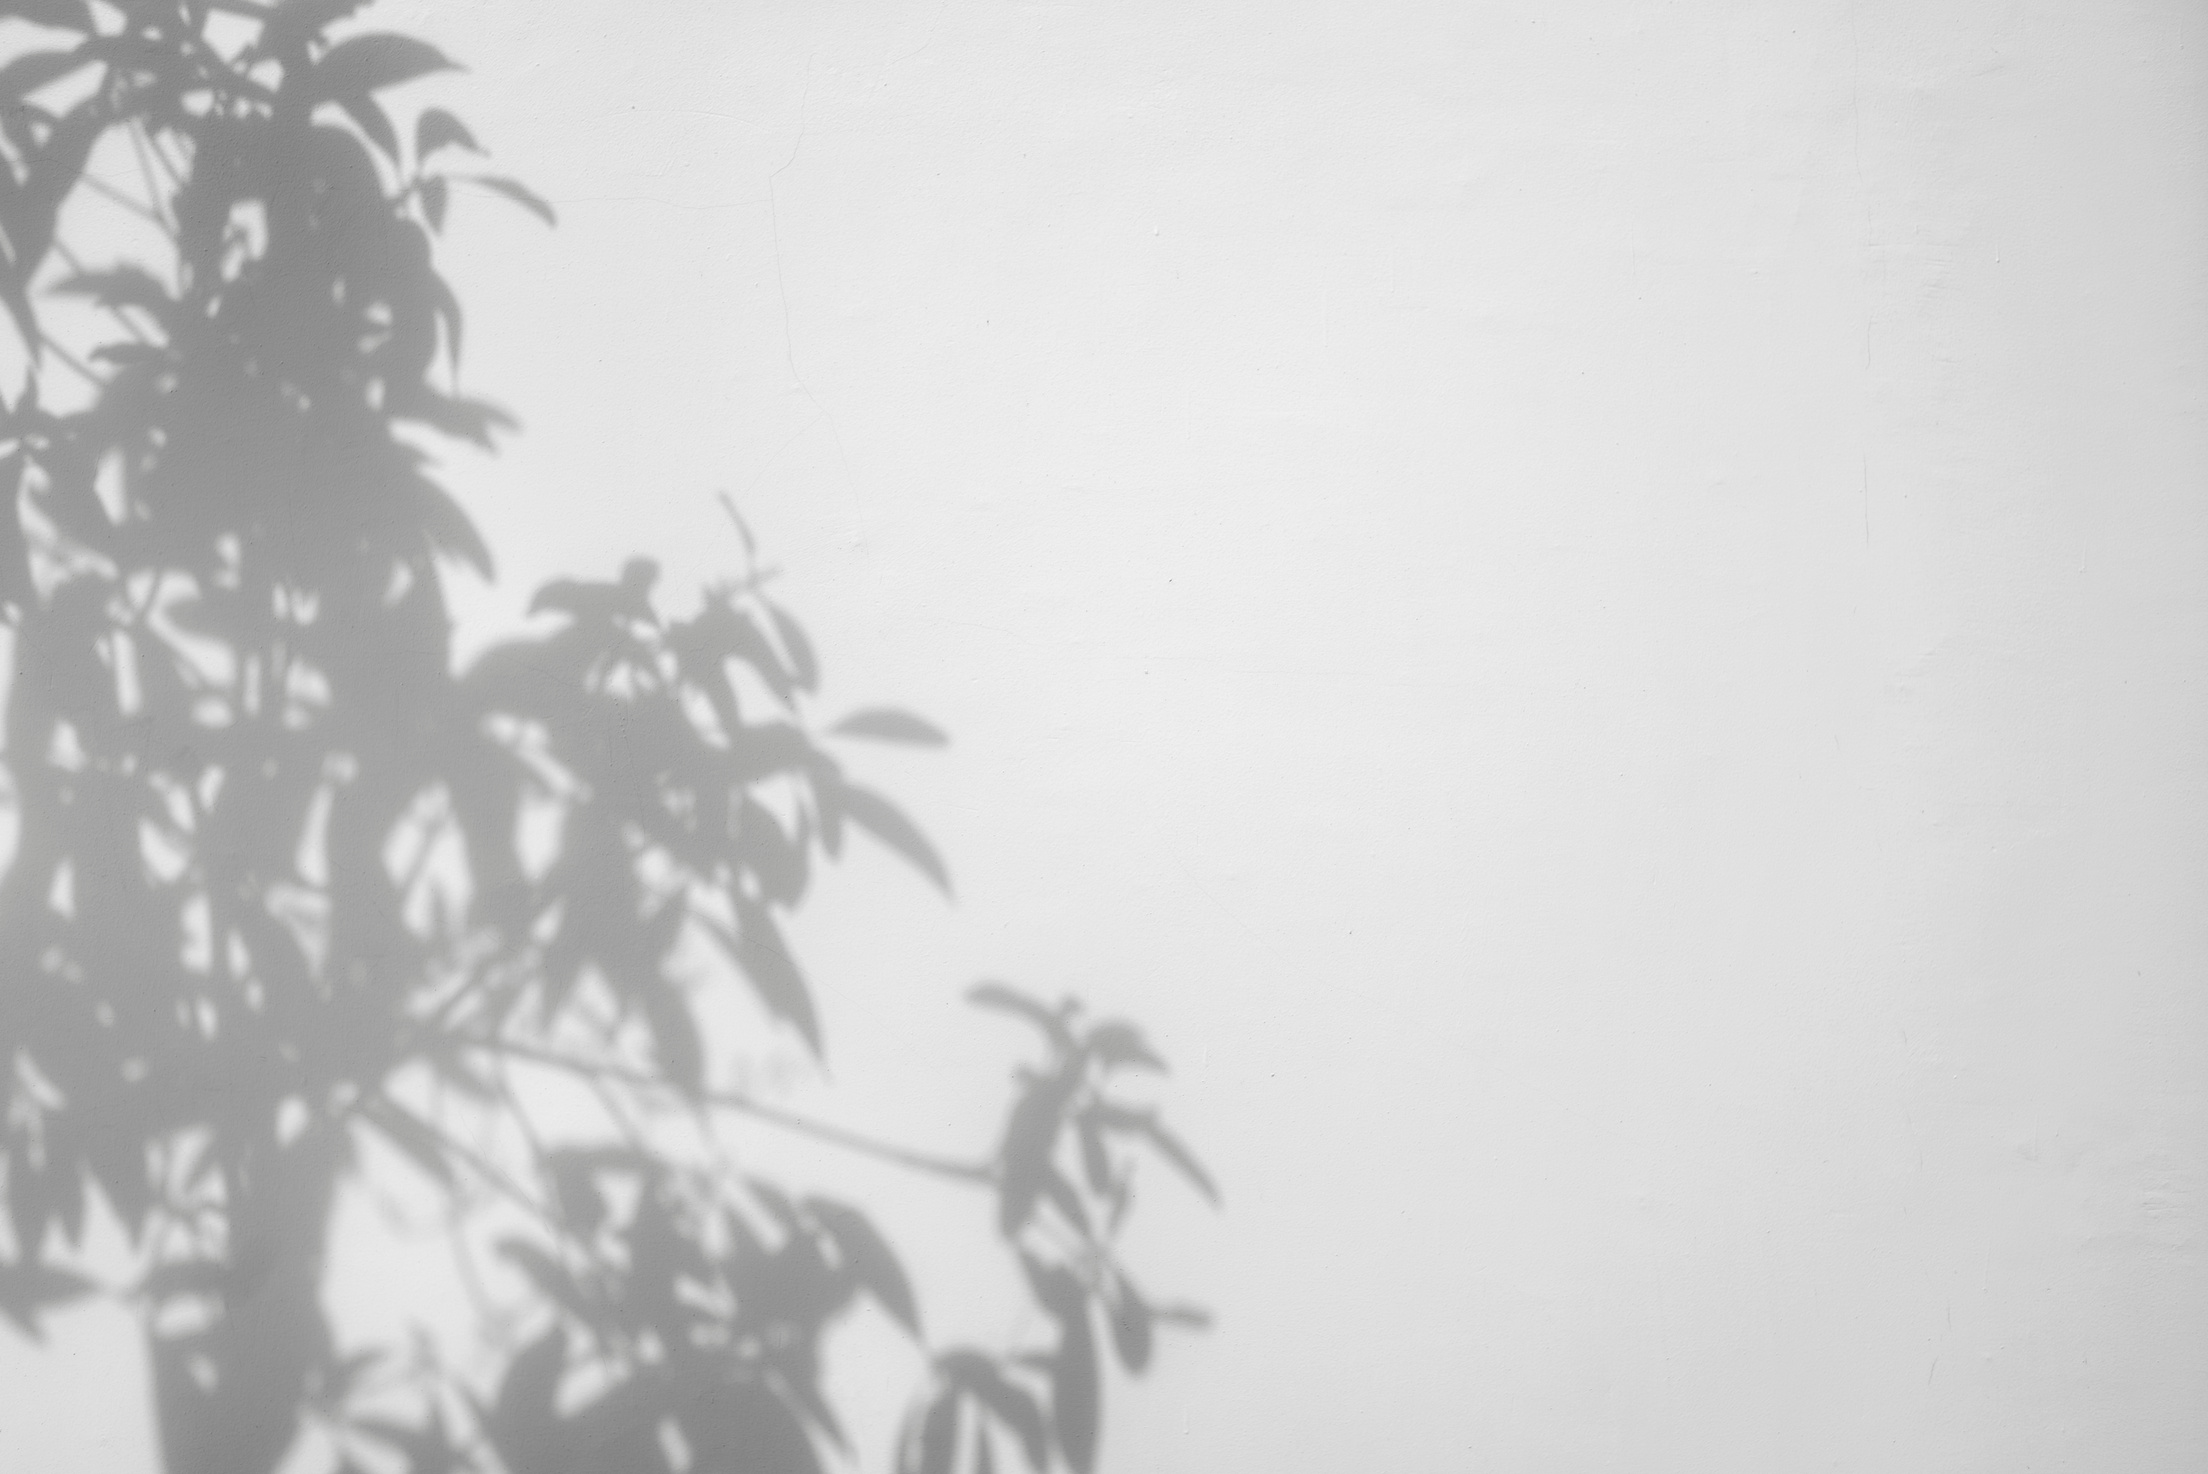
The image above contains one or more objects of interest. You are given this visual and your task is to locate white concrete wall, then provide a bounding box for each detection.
[4,1,2202,1470]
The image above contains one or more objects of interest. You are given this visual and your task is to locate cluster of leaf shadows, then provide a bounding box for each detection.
[0,4,1214,1473]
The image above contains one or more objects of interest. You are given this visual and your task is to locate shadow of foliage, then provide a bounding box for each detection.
[0,3,1212,1472]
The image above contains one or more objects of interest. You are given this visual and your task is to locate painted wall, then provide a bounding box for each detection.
[4,0,2202,1470]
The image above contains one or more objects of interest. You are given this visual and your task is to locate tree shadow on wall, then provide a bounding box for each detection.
[0,5,1213,1473]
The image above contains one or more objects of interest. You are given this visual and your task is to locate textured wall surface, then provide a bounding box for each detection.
[3,1,2202,1470]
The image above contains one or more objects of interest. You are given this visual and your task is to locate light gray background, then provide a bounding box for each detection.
[4,0,2203,1470]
